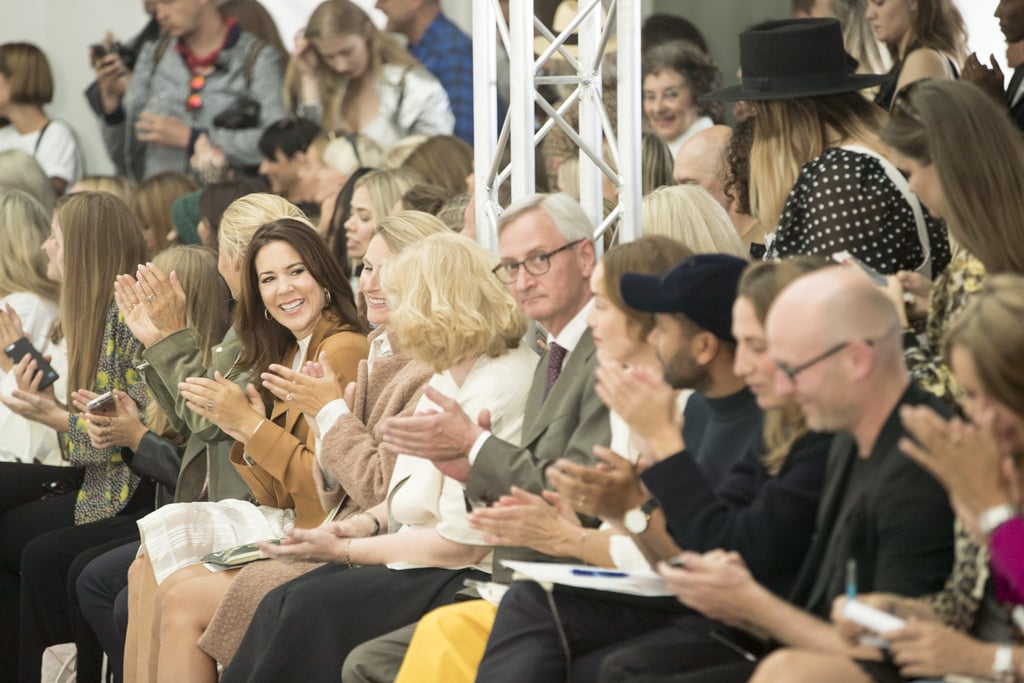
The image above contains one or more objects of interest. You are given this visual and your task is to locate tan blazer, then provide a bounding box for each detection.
[229,317,369,528]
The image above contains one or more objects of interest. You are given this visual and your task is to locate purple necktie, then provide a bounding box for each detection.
[544,342,567,401]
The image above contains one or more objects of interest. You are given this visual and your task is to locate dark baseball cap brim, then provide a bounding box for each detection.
[620,272,676,313]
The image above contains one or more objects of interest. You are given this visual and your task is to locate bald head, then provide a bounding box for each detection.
[766,267,907,436]
[673,125,732,210]
[771,267,900,343]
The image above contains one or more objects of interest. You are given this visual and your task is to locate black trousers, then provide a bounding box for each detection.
[20,525,144,683]
[0,462,83,683]
[222,563,487,683]
[475,581,765,683]
[77,541,140,683]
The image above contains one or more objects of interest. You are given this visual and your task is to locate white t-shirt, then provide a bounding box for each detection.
[0,120,83,185]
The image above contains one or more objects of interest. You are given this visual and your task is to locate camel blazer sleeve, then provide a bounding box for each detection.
[230,323,368,528]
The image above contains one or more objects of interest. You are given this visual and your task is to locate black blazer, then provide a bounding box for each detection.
[643,431,832,597]
[788,383,955,618]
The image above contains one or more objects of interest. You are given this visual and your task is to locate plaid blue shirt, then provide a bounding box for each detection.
[409,13,495,144]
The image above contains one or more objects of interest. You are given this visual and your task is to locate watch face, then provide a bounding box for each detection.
[624,508,647,534]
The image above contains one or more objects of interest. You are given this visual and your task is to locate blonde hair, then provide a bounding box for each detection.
[284,0,418,134]
[641,184,747,258]
[0,150,54,215]
[55,193,148,400]
[374,210,450,254]
[354,168,421,225]
[0,190,59,302]
[384,232,526,372]
[320,132,383,176]
[380,134,429,169]
[218,193,310,261]
[131,172,199,255]
[400,136,474,194]
[71,175,135,205]
[749,93,885,230]
[738,258,826,474]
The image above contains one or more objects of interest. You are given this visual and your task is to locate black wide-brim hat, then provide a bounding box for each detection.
[700,18,888,102]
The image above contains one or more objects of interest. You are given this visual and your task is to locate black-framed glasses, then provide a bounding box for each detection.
[776,340,868,383]
[492,239,583,284]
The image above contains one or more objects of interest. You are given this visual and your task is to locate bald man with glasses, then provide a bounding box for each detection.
[651,266,955,683]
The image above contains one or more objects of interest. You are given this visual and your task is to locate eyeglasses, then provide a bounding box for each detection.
[492,239,583,284]
[775,339,866,383]
[186,73,206,112]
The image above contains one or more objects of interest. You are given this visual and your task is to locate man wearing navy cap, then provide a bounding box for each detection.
[473,254,767,683]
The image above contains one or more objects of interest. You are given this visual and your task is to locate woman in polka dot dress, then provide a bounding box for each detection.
[703,18,950,278]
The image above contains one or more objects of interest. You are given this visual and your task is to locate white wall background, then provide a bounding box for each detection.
[0,0,1002,177]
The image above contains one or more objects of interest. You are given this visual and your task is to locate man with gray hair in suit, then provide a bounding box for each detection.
[342,191,611,681]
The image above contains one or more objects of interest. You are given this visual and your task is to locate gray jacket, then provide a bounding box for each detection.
[102,28,287,180]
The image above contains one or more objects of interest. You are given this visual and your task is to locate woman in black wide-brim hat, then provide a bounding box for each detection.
[702,18,949,280]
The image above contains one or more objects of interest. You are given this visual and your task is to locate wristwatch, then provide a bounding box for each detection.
[624,498,661,534]
[978,504,1019,538]
[992,644,1015,683]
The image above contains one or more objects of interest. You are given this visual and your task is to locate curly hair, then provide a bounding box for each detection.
[724,117,755,216]
[642,40,723,123]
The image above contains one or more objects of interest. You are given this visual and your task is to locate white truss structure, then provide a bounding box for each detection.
[472,0,642,252]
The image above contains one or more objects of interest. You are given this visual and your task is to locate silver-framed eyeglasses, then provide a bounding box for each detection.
[491,239,583,284]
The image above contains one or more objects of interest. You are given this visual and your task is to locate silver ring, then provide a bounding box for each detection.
[285,393,293,402]
[206,400,214,410]
[146,295,154,302]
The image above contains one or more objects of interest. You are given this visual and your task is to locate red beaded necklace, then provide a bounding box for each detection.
[175,17,238,113]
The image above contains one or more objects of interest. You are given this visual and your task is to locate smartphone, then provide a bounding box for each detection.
[4,337,59,391]
[831,251,886,286]
[86,391,117,417]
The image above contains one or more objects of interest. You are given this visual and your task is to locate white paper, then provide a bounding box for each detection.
[500,560,673,597]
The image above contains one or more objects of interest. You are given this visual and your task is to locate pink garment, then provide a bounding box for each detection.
[990,516,1024,605]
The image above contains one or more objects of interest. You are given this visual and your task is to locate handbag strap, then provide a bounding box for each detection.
[841,145,932,280]
[33,120,52,157]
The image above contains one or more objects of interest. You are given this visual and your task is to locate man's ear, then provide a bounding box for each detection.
[577,238,597,279]
[692,330,719,366]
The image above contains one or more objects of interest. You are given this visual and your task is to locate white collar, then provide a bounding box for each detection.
[546,299,594,354]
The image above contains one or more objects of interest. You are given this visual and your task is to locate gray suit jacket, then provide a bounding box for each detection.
[466,328,611,581]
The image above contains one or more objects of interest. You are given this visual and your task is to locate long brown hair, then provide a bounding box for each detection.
[55,192,148,399]
[882,80,1024,274]
[236,218,365,398]
[887,0,967,64]
[944,274,1024,466]
[738,258,826,474]
[145,245,233,439]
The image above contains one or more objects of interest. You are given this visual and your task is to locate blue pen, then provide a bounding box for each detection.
[571,568,628,578]
[846,559,857,600]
